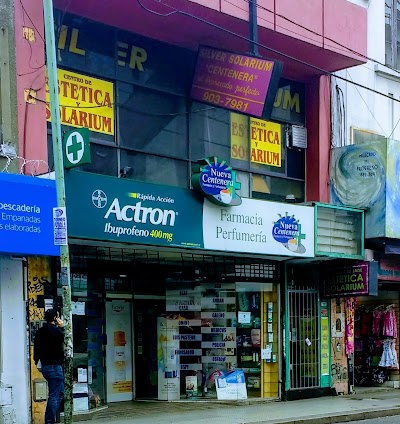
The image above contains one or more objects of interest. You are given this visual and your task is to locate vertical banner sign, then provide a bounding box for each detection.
[157,318,180,401]
[53,207,68,246]
[320,302,330,377]
[105,300,133,402]
[250,118,282,167]
[191,46,282,118]
[46,69,114,135]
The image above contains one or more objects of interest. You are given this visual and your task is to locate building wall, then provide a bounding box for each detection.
[0,257,29,424]
[14,0,47,175]
[332,0,397,147]
[0,0,19,174]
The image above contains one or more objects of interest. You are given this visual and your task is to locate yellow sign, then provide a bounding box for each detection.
[321,316,330,376]
[46,69,114,135]
[250,118,281,167]
[230,113,249,161]
[112,381,133,393]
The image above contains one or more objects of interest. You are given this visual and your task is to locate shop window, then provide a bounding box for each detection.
[252,175,305,203]
[120,151,188,188]
[118,83,188,159]
[161,280,277,400]
[236,171,250,199]
[189,104,233,164]
[385,0,400,69]
[80,144,118,176]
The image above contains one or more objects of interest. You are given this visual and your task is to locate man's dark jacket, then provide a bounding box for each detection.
[34,323,65,366]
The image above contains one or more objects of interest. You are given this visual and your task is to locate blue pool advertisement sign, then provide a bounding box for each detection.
[0,173,59,256]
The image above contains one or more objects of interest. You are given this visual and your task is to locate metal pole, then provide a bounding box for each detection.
[249,0,259,56]
[42,1,74,423]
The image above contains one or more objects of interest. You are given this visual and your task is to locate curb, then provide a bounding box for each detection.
[249,406,400,424]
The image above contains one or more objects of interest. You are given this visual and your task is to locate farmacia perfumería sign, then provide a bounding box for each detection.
[203,198,315,257]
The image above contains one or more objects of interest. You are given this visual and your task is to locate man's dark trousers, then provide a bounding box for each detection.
[41,365,64,424]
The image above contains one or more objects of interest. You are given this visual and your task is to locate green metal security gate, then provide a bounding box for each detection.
[287,284,320,390]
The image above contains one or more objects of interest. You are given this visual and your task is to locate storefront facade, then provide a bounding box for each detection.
[54,169,316,407]
[12,1,367,419]
[330,141,400,394]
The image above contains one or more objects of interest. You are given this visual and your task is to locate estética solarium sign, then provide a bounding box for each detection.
[192,157,242,206]
[321,262,378,297]
[190,46,283,118]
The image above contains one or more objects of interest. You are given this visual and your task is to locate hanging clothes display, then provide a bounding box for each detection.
[345,297,356,356]
[353,303,398,387]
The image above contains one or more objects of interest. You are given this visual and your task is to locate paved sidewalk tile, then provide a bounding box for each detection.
[73,391,400,424]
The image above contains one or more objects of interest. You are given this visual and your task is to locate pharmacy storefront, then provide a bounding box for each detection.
[59,170,315,406]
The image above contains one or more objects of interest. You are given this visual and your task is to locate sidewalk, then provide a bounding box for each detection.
[73,388,400,424]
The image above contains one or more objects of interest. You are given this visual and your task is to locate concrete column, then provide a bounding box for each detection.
[0,257,29,424]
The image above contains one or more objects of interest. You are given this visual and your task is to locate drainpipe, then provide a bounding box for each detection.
[249,0,259,57]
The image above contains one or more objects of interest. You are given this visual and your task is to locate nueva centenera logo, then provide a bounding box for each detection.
[192,157,242,206]
[272,212,306,254]
[91,189,177,242]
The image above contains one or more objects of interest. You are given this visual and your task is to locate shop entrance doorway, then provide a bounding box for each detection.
[134,296,166,399]
[287,284,320,390]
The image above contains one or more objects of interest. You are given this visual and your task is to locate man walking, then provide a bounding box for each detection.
[34,308,65,424]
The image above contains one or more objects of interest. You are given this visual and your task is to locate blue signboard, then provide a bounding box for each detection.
[0,173,59,256]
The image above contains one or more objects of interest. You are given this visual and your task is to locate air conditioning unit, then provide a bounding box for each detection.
[286,125,307,149]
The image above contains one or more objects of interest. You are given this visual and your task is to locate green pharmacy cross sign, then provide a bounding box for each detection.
[63,128,91,169]
[192,157,242,206]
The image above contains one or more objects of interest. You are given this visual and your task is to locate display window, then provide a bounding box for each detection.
[54,248,281,404]
[352,295,399,387]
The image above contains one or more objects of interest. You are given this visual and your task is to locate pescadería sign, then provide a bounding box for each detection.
[321,262,377,297]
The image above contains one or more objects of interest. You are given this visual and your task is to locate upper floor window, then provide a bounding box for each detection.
[385,0,400,68]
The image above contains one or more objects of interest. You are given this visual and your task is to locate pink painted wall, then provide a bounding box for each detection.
[14,0,48,175]
[193,0,367,61]
[305,75,331,203]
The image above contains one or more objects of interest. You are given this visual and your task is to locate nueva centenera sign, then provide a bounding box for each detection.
[192,157,242,206]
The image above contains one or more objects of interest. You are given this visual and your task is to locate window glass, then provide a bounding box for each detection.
[120,151,188,187]
[80,144,118,176]
[287,147,305,180]
[386,1,394,66]
[189,103,232,162]
[252,175,304,203]
[118,83,188,159]
[236,171,250,198]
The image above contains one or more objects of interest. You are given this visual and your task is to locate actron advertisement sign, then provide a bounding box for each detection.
[65,171,203,249]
